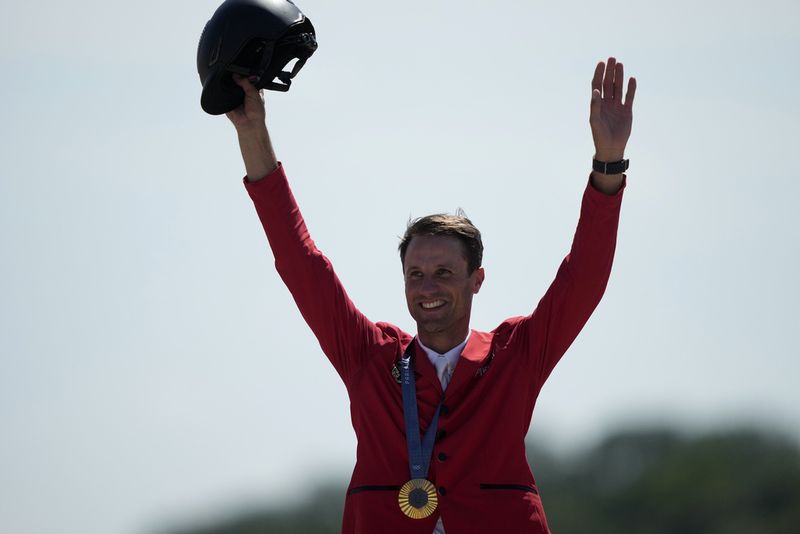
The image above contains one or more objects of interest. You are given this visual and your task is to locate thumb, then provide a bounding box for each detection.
[590,88,601,117]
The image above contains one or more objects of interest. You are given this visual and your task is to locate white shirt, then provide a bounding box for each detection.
[416,333,470,534]
[417,334,468,387]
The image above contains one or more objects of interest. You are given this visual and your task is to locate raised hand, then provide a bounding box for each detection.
[590,57,636,162]
[226,74,267,133]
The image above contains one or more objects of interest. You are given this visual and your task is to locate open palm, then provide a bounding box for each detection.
[590,57,636,161]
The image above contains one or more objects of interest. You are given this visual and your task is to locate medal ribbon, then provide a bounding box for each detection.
[400,340,443,481]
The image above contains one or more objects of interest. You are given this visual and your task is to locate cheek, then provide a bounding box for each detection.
[404,284,415,302]
[462,284,477,301]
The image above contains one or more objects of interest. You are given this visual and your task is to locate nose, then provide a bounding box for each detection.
[419,275,440,296]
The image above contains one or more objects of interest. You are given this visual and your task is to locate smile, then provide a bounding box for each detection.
[420,300,446,309]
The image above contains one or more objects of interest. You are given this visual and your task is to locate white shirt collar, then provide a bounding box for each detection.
[417,332,470,371]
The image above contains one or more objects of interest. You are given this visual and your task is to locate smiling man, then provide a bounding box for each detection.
[227,57,635,534]
[400,221,485,354]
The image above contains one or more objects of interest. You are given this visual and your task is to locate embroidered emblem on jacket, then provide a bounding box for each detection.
[476,351,495,378]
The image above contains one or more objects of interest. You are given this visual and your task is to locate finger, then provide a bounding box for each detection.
[603,57,616,99]
[624,77,637,108]
[232,73,260,92]
[614,62,624,102]
[592,61,604,94]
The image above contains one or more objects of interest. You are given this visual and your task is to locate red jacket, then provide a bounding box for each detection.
[245,164,624,533]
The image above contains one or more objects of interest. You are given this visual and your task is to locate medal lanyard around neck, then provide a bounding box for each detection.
[400,340,443,481]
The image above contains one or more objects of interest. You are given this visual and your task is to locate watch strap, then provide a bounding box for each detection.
[593,158,629,174]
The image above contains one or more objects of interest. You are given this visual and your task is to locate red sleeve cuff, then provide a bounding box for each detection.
[586,173,626,198]
[242,161,285,189]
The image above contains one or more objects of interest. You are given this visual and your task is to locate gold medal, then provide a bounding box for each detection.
[398,478,438,519]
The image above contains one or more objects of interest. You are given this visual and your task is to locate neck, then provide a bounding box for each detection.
[417,328,469,354]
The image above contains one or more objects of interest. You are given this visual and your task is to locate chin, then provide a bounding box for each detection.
[414,318,446,335]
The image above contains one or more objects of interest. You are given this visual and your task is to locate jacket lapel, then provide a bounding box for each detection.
[446,330,494,398]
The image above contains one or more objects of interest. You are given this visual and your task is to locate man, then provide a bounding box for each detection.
[226,57,636,533]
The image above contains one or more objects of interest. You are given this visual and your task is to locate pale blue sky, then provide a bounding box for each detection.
[1,1,799,533]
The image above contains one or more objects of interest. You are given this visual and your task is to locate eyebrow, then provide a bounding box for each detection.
[404,262,458,272]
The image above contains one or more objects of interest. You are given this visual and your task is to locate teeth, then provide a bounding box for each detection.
[421,300,445,309]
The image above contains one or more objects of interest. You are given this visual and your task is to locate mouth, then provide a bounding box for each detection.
[419,299,446,310]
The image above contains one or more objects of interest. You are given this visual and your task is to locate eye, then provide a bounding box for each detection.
[436,268,452,277]
[407,270,423,280]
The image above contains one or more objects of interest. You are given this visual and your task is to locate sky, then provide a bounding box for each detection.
[1,0,799,533]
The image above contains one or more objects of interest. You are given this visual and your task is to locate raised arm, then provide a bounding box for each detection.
[521,57,635,386]
[227,75,386,384]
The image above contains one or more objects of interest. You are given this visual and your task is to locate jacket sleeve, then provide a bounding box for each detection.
[518,176,625,388]
[244,163,386,385]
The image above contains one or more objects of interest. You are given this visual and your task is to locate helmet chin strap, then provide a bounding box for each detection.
[268,57,308,91]
[258,32,317,92]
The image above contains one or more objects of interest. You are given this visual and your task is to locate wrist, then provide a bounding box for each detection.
[593,147,625,162]
[592,157,628,175]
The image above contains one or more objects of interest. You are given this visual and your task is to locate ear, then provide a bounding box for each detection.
[471,267,485,294]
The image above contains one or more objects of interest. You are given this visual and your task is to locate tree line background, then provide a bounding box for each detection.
[158,426,800,534]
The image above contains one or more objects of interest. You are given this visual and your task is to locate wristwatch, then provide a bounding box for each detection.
[592,158,629,175]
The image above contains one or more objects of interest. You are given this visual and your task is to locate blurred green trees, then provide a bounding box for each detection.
[162,427,800,534]
[530,428,800,534]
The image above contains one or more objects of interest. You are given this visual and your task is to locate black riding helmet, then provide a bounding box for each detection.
[197,0,317,115]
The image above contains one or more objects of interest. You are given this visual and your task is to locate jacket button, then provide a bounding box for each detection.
[438,486,447,496]
[436,429,447,441]
[441,405,450,416]
[437,452,447,462]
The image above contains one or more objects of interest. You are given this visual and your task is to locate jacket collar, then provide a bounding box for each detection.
[447,329,494,398]
[409,329,494,399]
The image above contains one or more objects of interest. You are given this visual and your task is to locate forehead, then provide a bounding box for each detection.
[403,235,468,268]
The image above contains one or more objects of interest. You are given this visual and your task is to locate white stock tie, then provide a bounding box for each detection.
[433,356,451,390]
